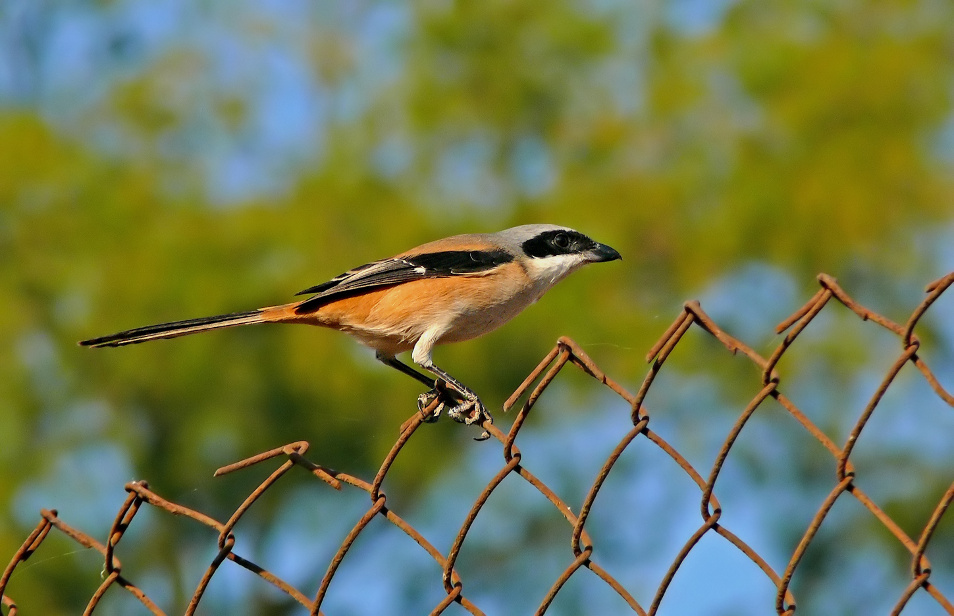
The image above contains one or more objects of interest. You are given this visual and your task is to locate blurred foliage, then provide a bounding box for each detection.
[2,0,953,613]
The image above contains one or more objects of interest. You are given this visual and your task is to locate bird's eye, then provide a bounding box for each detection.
[552,233,570,249]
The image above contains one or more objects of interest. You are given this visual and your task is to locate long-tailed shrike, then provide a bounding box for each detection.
[80,224,621,436]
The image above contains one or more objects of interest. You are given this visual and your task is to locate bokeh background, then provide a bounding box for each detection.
[2,1,954,614]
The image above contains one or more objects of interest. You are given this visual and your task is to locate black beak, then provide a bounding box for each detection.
[587,242,622,263]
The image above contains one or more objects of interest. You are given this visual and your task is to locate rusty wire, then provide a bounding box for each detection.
[2,271,953,615]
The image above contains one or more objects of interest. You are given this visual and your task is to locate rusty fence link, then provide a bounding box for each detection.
[2,271,954,615]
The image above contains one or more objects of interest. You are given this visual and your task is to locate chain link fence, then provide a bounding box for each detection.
[3,271,953,615]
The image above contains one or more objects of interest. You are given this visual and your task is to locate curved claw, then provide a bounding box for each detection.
[446,399,493,441]
[416,389,445,422]
[445,397,494,428]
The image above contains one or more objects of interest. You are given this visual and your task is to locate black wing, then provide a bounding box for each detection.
[294,249,513,314]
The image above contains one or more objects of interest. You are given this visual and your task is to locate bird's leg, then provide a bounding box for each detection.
[420,363,494,430]
[383,344,493,439]
[377,353,453,422]
[377,353,436,387]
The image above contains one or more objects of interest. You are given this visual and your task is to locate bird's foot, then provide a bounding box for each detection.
[445,396,494,441]
[416,385,447,423]
[417,382,493,440]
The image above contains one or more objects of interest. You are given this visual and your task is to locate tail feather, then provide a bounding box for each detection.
[79,309,268,348]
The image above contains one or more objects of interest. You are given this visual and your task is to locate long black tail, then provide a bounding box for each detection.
[79,309,266,348]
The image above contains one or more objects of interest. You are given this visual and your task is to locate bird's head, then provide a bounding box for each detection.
[496,224,621,286]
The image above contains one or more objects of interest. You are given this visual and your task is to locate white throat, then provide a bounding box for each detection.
[524,254,586,288]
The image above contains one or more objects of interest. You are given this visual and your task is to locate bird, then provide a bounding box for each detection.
[80,224,621,437]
